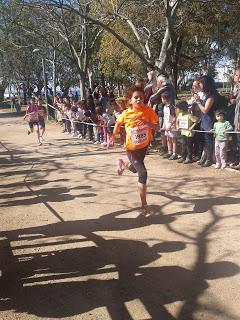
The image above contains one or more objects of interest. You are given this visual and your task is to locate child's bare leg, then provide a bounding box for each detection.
[167,136,173,153]
[36,126,41,144]
[40,126,45,137]
[172,137,177,154]
[161,135,167,148]
[138,182,147,207]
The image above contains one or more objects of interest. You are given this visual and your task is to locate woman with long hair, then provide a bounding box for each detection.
[194,75,219,167]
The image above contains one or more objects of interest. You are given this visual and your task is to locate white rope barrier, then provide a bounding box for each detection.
[47,103,240,134]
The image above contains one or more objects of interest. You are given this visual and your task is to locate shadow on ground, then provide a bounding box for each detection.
[0,204,239,320]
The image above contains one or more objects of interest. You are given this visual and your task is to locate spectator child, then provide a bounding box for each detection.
[102,106,115,147]
[211,111,233,169]
[94,106,104,144]
[161,93,178,160]
[64,104,72,134]
[75,102,85,138]
[69,105,78,136]
[176,101,198,164]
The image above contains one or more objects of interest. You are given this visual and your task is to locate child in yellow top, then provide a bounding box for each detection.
[176,101,198,163]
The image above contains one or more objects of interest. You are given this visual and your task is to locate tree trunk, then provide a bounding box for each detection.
[79,72,87,99]
[0,81,8,102]
[52,49,56,97]
[88,69,93,90]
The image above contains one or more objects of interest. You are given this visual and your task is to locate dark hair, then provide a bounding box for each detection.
[147,63,154,70]
[198,75,217,96]
[161,92,170,100]
[95,106,102,115]
[71,106,78,112]
[176,101,188,112]
[215,110,225,117]
[124,85,145,99]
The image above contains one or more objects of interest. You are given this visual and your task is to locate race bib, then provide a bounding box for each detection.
[131,125,148,146]
[28,112,39,122]
[179,118,189,129]
[38,109,45,117]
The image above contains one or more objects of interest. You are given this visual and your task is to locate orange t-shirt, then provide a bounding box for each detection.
[117,106,158,150]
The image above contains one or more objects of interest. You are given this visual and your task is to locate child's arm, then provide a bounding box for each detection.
[170,116,176,129]
[176,114,180,131]
[222,121,233,133]
[112,121,123,144]
[189,122,197,131]
[209,123,216,135]
[23,111,35,119]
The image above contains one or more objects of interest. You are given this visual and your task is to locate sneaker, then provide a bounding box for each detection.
[215,163,221,169]
[101,142,107,146]
[168,154,178,160]
[158,149,168,156]
[117,159,126,175]
[221,164,227,169]
[140,205,154,217]
[177,158,185,163]
[202,160,212,167]
[192,156,200,162]
[163,153,172,159]
[184,159,193,164]
[232,164,240,170]
[230,162,240,169]
[78,134,82,139]
[94,141,100,144]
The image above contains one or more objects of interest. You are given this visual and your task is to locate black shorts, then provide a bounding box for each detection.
[38,119,45,128]
[126,147,148,184]
[29,121,39,129]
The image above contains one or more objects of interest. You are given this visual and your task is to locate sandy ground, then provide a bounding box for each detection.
[0,109,239,320]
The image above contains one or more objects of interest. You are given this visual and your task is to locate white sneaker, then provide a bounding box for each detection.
[94,141,100,144]
[78,134,82,138]
[215,163,221,169]
[221,164,227,169]
[101,142,107,146]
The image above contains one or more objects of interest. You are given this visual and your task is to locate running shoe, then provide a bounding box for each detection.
[168,154,178,160]
[140,205,154,217]
[117,159,126,175]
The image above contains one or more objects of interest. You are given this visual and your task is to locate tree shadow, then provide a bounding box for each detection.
[0,207,239,320]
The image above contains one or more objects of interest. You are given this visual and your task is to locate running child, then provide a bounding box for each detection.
[23,98,41,145]
[112,86,158,216]
[37,98,47,143]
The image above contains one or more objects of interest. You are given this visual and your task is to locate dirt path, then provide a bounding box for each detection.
[0,109,239,320]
